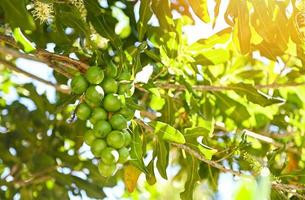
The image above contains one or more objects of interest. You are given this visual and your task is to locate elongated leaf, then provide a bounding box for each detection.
[188,0,210,23]
[160,96,177,125]
[150,121,186,144]
[151,0,174,31]
[13,28,36,53]
[124,165,141,193]
[230,83,284,106]
[184,126,211,138]
[235,0,251,54]
[156,140,169,179]
[251,0,274,43]
[146,157,156,185]
[213,0,221,28]
[137,0,153,41]
[130,127,148,173]
[0,0,35,30]
[180,155,200,200]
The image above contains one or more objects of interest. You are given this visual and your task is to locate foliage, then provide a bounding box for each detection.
[0,0,305,199]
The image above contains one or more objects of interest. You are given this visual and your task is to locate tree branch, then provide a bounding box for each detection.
[0,34,89,74]
[156,82,305,91]
[0,59,71,94]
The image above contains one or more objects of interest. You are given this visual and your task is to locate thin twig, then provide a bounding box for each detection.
[172,143,242,176]
[12,166,57,187]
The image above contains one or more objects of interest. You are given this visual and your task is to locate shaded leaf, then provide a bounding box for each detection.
[230,83,284,106]
[137,0,153,41]
[214,92,251,122]
[130,127,148,173]
[0,0,35,30]
[156,140,169,179]
[180,155,200,200]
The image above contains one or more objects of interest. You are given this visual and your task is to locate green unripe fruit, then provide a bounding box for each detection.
[110,114,127,130]
[71,75,88,94]
[123,130,132,146]
[76,103,91,120]
[101,78,118,94]
[85,98,101,108]
[94,120,112,138]
[103,94,121,112]
[84,129,96,146]
[91,139,107,157]
[118,147,129,163]
[104,63,118,78]
[119,108,134,120]
[98,162,116,177]
[85,86,104,104]
[101,147,119,164]
[106,131,125,149]
[90,108,108,124]
[85,66,104,84]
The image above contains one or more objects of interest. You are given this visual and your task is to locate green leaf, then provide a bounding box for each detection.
[13,28,36,53]
[214,92,250,122]
[197,145,217,160]
[137,0,153,41]
[188,0,210,23]
[55,7,90,39]
[180,155,200,200]
[0,0,35,30]
[188,28,232,50]
[155,140,169,179]
[85,0,121,49]
[229,83,284,106]
[184,126,211,138]
[150,121,186,144]
[149,88,165,111]
[195,49,230,65]
[130,126,148,174]
[160,96,177,125]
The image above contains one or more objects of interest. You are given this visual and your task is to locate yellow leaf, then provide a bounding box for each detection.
[124,165,141,192]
